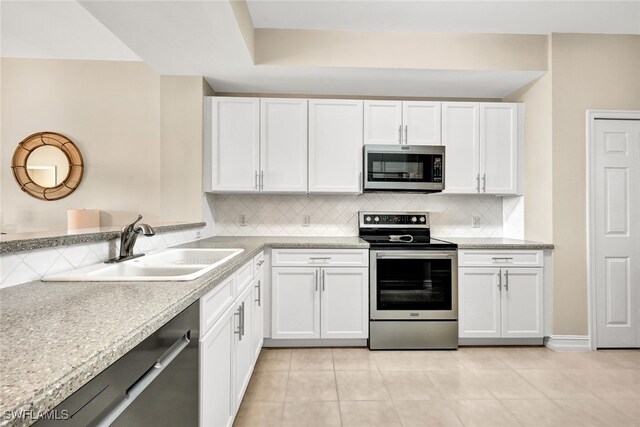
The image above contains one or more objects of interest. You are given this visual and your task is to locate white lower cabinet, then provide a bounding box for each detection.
[233,285,254,411]
[271,263,368,340]
[459,251,543,340]
[200,306,235,427]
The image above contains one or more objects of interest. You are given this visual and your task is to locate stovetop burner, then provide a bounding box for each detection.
[358,211,457,250]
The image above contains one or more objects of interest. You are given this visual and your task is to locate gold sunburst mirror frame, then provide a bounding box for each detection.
[12,132,84,201]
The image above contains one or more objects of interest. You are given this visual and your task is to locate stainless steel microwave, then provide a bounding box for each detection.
[363,145,445,192]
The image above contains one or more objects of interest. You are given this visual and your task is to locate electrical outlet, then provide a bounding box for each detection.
[471,216,481,228]
[239,214,247,226]
[195,231,201,239]
[302,215,311,227]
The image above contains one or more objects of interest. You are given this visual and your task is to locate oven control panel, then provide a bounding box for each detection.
[359,212,430,228]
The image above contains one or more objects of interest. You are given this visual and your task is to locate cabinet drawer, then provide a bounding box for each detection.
[254,251,265,273]
[201,275,235,335]
[271,249,369,267]
[235,260,254,293]
[458,250,543,267]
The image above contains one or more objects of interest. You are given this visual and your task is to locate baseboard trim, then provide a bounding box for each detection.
[263,338,368,348]
[545,335,592,352]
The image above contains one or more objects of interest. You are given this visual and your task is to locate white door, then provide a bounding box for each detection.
[233,286,254,410]
[364,100,403,145]
[441,102,480,194]
[200,305,234,427]
[403,101,441,145]
[308,99,364,193]
[271,267,320,339]
[458,268,501,338]
[209,97,260,192]
[251,271,264,362]
[320,267,368,339]
[260,98,308,193]
[501,268,544,338]
[480,103,519,194]
[594,119,640,348]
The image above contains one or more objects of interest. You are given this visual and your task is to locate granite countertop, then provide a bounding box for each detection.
[441,237,554,250]
[0,222,206,254]
[0,236,368,427]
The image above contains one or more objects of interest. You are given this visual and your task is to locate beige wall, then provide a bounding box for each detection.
[256,29,548,71]
[1,59,207,233]
[550,33,640,335]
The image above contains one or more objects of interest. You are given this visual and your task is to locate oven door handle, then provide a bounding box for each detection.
[375,252,456,259]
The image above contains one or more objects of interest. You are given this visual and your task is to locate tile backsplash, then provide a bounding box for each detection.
[213,193,504,237]
[0,228,203,289]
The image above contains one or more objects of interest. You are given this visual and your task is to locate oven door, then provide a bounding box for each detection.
[364,144,445,192]
[370,250,457,320]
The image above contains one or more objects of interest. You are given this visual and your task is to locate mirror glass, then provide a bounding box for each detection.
[25,145,70,187]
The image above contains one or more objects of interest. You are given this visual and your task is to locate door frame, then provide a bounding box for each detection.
[586,109,640,350]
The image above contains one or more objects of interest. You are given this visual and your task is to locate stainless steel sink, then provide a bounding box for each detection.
[43,248,244,282]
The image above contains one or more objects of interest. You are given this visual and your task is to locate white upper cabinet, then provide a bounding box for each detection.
[308,99,364,193]
[442,102,522,195]
[403,101,441,146]
[208,97,260,192]
[481,103,520,194]
[442,102,481,194]
[260,98,308,193]
[364,100,403,145]
[364,100,441,145]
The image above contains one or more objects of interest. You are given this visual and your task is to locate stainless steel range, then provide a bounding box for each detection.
[359,211,458,350]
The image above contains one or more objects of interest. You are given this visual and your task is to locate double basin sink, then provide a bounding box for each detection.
[43,248,244,282]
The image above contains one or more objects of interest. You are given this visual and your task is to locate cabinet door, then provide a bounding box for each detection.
[441,102,480,194]
[403,101,441,145]
[209,97,260,192]
[251,271,264,363]
[320,267,369,339]
[233,286,254,410]
[200,306,234,427]
[458,268,501,338]
[364,100,403,145]
[308,99,363,193]
[260,98,308,193]
[480,103,519,194]
[271,267,320,339]
[501,268,543,338]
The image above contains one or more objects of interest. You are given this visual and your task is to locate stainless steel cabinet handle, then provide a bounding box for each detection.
[482,173,486,193]
[505,270,509,291]
[315,269,318,292]
[404,125,408,144]
[255,279,261,306]
[260,171,264,190]
[398,125,402,144]
[309,257,331,261]
[322,270,326,292]
[241,301,246,337]
[234,305,243,340]
[492,257,514,262]
[254,170,259,190]
[476,174,480,193]
[497,270,502,290]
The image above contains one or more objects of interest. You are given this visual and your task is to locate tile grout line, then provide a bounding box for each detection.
[331,348,344,426]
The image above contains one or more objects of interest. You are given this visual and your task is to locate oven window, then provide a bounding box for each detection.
[367,153,443,183]
[376,258,452,311]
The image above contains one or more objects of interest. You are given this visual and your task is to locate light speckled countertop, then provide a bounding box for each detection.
[0,234,551,426]
[439,237,554,250]
[0,236,367,427]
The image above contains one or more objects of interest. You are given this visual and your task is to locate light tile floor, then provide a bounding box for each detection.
[234,347,640,427]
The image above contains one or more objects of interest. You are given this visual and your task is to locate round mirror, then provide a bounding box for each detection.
[12,132,84,200]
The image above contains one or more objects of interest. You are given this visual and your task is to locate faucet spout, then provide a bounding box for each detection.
[107,215,155,263]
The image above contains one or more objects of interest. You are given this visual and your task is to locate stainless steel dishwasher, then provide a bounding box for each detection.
[34,301,199,427]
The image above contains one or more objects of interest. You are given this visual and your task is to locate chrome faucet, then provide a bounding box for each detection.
[107,215,155,263]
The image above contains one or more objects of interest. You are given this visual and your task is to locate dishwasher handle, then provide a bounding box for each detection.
[91,331,191,427]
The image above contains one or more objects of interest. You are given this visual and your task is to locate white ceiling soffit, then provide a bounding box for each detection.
[0,1,140,61]
[79,1,543,97]
[247,0,640,35]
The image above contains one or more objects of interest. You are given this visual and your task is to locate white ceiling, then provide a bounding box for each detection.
[0,1,140,61]
[247,0,640,35]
